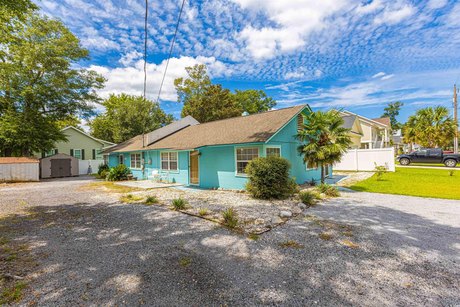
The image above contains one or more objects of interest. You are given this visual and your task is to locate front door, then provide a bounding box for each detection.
[189,151,199,185]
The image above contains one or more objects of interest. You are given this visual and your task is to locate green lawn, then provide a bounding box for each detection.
[348,167,460,200]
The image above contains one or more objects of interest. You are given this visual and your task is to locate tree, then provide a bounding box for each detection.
[402,106,455,148]
[56,115,82,130]
[296,110,352,183]
[382,101,403,130]
[175,64,242,122]
[89,94,173,143]
[0,13,104,156]
[181,84,242,123]
[232,89,276,114]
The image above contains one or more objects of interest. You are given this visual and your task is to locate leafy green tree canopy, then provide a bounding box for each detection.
[403,106,455,148]
[90,94,174,143]
[382,101,404,130]
[232,89,276,114]
[0,13,104,156]
[175,64,276,122]
[296,110,351,183]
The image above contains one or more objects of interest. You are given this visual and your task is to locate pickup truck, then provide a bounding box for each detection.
[397,148,460,167]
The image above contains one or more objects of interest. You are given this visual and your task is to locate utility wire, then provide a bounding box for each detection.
[156,0,187,103]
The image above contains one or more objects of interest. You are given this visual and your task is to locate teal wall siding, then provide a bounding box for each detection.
[267,109,323,184]
[108,150,189,184]
[199,144,264,190]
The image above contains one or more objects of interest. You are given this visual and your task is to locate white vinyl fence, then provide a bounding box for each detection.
[334,148,395,172]
[78,159,104,175]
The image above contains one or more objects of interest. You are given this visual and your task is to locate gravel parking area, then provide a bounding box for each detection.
[0,178,459,306]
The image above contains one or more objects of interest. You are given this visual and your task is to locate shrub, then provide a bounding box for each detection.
[299,191,320,206]
[106,164,131,181]
[172,198,187,210]
[98,163,109,176]
[222,207,238,228]
[374,163,387,181]
[198,208,208,216]
[245,156,298,199]
[317,183,340,197]
[145,195,158,205]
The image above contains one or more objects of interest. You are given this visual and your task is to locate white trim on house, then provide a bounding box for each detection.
[264,145,281,157]
[235,146,259,177]
[265,105,309,143]
[130,153,142,169]
[160,151,179,173]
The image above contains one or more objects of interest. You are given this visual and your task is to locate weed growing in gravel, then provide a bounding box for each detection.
[179,257,191,267]
[319,232,333,241]
[317,183,340,197]
[342,230,353,237]
[248,233,260,240]
[341,239,359,249]
[198,208,208,216]
[299,191,320,206]
[222,208,238,228]
[449,170,455,176]
[144,196,159,205]
[172,198,187,210]
[120,194,143,203]
[279,240,303,249]
[0,281,27,305]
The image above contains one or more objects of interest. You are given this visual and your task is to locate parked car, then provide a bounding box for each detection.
[397,148,460,167]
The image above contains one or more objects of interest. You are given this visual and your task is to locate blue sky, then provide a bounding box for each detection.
[36,0,460,122]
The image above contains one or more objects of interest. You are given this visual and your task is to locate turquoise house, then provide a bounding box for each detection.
[105,104,329,190]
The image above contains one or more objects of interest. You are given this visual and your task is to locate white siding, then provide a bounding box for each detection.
[0,163,39,182]
[334,148,395,172]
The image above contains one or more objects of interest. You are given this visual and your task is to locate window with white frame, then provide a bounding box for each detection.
[236,148,259,175]
[266,147,281,157]
[73,149,82,159]
[130,153,141,169]
[161,152,178,171]
[119,154,124,164]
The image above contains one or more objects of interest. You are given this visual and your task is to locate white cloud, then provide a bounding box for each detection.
[233,0,350,59]
[90,56,230,103]
[374,3,415,25]
[380,74,394,80]
[372,72,386,78]
[427,0,448,9]
[447,3,460,27]
[119,51,143,66]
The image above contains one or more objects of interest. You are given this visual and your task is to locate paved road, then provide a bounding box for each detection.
[397,165,460,170]
[0,178,459,306]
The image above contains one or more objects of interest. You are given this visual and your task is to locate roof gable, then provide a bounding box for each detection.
[61,126,115,146]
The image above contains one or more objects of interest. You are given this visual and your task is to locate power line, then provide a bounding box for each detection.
[156,0,187,103]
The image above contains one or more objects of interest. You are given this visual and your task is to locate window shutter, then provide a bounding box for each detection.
[81,149,85,160]
[70,149,74,157]
[55,148,58,154]
[41,152,45,158]
[92,149,96,160]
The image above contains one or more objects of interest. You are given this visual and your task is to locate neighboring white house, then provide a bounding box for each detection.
[341,111,391,149]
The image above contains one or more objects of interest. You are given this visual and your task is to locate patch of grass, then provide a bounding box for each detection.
[298,190,320,206]
[222,208,238,229]
[144,195,159,205]
[341,239,359,249]
[348,167,460,200]
[172,198,187,210]
[279,240,303,249]
[319,232,333,241]
[120,194,144,203]
[248,233,260,240]
[0,281,27,305]
[179,257,191,267]
[83,181,140,193]
[198,207,208,216]
[317,183,340,197]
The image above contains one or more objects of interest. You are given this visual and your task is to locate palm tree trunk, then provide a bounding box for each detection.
[320,164,324,184]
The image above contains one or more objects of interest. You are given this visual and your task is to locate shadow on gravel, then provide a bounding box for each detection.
[0,202,459,306]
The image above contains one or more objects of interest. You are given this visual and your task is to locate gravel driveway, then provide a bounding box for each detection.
[0,178,459,306]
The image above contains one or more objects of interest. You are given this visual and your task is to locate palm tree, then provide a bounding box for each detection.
[402,106,455,149]
[296,110,352,183]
